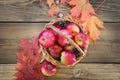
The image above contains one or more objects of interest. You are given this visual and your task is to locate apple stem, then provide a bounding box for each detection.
[95,0,106,11]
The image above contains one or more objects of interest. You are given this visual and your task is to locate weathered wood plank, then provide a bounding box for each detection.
[0,64,120,80]
[0,0,120,22]
[0,23,120,63]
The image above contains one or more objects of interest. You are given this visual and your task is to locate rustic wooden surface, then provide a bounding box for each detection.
[0,0,120,80]
[0,23,120,64]
[0,64,120,80]
[0,0,120,22]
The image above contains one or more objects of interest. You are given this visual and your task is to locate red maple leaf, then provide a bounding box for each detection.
[15,37,45,80]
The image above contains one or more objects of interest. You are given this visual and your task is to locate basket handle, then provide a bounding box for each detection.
[45,24,86,57]
[39,45,46,63]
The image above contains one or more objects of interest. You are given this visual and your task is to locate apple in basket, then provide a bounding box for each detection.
[48,44,63,59]
[64,44,74,51]
[41,61,57,76]
[74,33,89,47]
[57,29,72,46]
[54,24,62,30]
[66,22,80,36]
[38,29,56,48]
[61,50,76,65]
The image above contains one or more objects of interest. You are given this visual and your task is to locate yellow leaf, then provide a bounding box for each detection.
[83,16,104,41]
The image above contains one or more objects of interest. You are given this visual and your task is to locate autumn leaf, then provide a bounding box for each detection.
[68,0,96,22]
[83,16,104,41]
[48,4,60,16]
[15,37,45,80]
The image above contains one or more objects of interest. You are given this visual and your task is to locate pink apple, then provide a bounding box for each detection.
[57,30,72,46]
[54,24,62,30]
[52,25,63,35]
[48,44,63,59]
[38,29,56,48]
[61,50,76,65]
[74,33,89,47]
[64,44,74,51]
[41,61,57,76]
[66,22,80,36]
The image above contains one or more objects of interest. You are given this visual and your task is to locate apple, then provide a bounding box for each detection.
[61,50,76,65]
[38,29,56,48]
[48,44,63,59]
[74,33,89,47]
[41,61,57,76]
[57,29,72,46]
[64,44,74,51]
[66,22,80,36]
[54,24,62,30]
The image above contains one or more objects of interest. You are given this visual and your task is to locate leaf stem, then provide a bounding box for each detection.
[95,0,106,11]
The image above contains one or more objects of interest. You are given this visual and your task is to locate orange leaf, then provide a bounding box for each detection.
[68,0,96,22]
[48,4,60,16]
[83,16,104,41]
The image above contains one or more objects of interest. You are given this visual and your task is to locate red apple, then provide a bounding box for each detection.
[54,24,62,30]
[66,22,80,36]
[61,50,76,65]
[48,44,63,59]
[41,61,57,76]
[64,44,74,51]
[38,29,56,48]
[74,33,89,47]
[57,30,72,46]
[52,25,63,35]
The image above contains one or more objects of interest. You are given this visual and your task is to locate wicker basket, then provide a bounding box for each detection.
[40,17,88,67]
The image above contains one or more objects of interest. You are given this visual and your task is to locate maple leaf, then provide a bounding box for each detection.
[83,16,104,41]
[15,37,45,80]
[48,4,60,16]
[68,0,96,22]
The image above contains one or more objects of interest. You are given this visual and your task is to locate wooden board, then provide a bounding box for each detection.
[0,64,120,80]
[0,0,120,22]
[0,23,120,63]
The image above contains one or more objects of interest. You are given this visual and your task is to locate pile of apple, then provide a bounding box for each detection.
[38,21,89,66]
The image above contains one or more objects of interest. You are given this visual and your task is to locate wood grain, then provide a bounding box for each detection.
[0,23,120,63]
[0,0,120,22]
[0,64,120,80]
